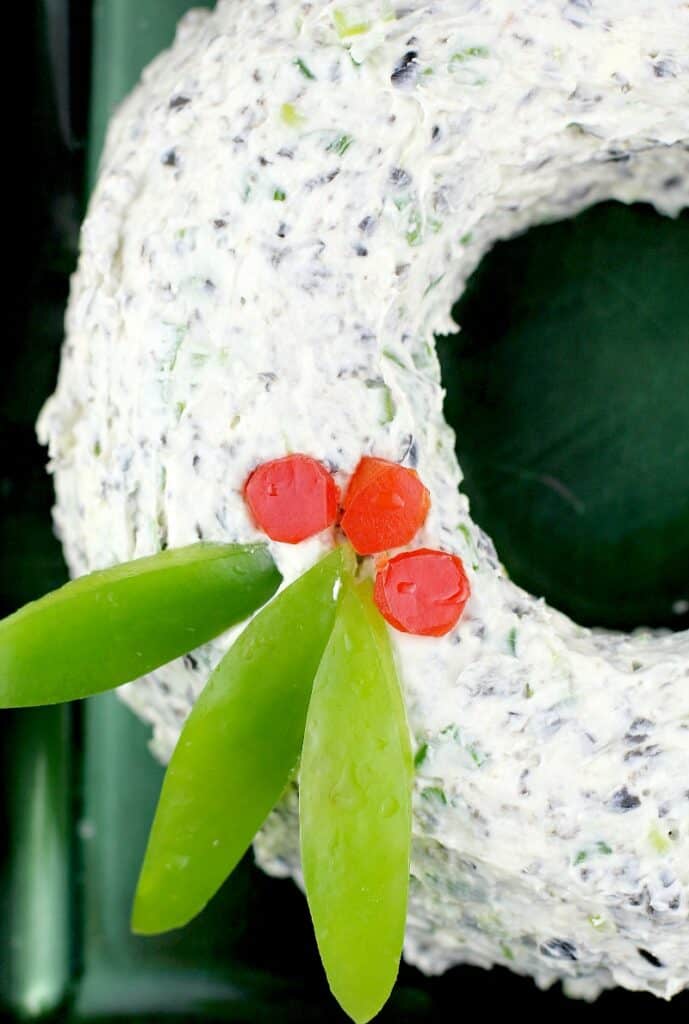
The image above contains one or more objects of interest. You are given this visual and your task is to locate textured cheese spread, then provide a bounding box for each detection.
[38,0,689,999]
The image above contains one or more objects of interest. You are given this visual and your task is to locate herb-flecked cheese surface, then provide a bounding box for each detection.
[38,0,689,999]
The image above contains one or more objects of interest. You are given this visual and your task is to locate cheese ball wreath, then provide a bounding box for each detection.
[38,0,689,1002]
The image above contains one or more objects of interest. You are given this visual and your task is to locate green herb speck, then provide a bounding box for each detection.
[327,133,354,156]
[508,627,518,655]
[382,349,406,369]
[524,683,534,699]
[414,742,429,769]
[457,523,479,570]
[451,46,490,64]
[164,322,189,371]
[576,840,613,866]
[421,786,447,805]
[423,274,445,297]
[460,232,473,245]
[469,745,486,767]
[294,57,316,79]
[501,944,515,961]
[406,209,423,247]
[381,386,396,424]
[273,188,287,201]
[333,9,371,37]
[649,826,671,854]
[280,102,304,127]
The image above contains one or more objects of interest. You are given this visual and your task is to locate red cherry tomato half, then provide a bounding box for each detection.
[244,455,339,544]
[374,548,470,637]
[340,457,430,555]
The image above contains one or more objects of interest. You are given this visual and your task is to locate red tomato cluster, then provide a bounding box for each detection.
[340,457,430,555]
[243,453,470,637]
[244,455,339,544]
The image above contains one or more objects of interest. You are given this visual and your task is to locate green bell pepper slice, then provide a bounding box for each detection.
[132,545,350,936]
[300,577,413,1024]
[0,542,281,707]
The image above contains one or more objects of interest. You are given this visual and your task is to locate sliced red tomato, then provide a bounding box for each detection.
[244,455,339,544]
[340,457,430,555]
[374,548,470,637]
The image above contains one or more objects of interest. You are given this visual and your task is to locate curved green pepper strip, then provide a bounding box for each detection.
[0,543,281,708]
[132,545,351,936]
[300,578,413,1024]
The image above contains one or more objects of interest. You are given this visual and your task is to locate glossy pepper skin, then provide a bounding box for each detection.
[244,454,339,543]
[340,457,430,555]
[0,543,281,707]
[132,546,350,936]
[374,548,470,637]
[300,578,413,1024]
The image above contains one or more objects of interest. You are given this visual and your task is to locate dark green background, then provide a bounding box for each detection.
[438,202,689,631]
[1,1,688,1020]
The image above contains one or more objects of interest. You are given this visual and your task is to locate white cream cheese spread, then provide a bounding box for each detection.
[38,0,689,999]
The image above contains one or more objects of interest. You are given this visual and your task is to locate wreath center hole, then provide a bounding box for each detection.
[437,201,689,631]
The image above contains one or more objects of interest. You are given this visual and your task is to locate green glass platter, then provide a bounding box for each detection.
[2,1,689,1020]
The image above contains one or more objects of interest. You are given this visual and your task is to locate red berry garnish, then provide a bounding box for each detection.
[374,548,470,637]
[244,455,339,544]
[340,456,430,555]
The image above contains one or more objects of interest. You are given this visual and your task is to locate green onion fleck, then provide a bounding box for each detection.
[421,786,447,805]
[468,745,486,767]
[648,826,671,854]
[381,387,396,424]
[457,523,479,570]
[406,209,423,247]
[382,349,406,369]
[423,274,445,297]
[414,742,429,769]
[280,102,304,127]
[294,57,316,79]
[333,9,371,38]
[327,133,354,156]
[450,46,490,64]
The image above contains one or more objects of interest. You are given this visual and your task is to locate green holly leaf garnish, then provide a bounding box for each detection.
[132,547,350,936]
[300,577,413,1023]
[0,543,280,707]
